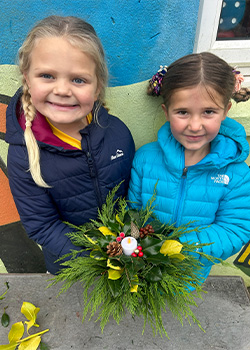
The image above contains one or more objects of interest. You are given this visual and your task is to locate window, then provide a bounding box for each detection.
[194,0,250,85]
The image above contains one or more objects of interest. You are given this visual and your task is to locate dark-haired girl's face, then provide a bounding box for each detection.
[162,85,231,166]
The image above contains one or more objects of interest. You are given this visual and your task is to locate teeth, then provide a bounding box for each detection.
[51,102,74,107]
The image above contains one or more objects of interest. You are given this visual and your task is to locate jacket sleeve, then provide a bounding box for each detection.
[179,169,250,265]
[127,153,143,209]
[7,145,83,259]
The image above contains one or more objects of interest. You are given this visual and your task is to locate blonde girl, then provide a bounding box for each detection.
[6,16,135,274]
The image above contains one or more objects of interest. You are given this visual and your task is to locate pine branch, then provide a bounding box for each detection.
[97,182,122,225]
[50,182,221,338]
[116,196,128,222]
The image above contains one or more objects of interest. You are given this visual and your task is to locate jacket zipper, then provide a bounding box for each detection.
[85,134,103,208]
[173,167,188,226]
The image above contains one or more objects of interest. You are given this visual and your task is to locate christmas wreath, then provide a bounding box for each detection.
[51,183,219,337]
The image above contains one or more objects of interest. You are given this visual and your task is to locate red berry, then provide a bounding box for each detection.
[116,237,122,242]
[120,232,125,238]
[138,251,144,257]
[137,246,143,251]
[131,253,137,257]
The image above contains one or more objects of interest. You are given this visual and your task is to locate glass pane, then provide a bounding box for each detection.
[217,0,250,40]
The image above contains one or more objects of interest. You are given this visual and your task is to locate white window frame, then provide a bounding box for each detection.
[194,0,250,86]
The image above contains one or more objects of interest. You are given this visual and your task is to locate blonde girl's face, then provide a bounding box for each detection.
[24,36,100,133]
[162,85,231,166]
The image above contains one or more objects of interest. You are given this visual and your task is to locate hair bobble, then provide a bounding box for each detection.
[147,65,168,96]
[232,68,250,103]
[232,68,244,93]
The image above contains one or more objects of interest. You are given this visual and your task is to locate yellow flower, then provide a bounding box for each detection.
[116,214,124,226]
[84,234,95,245]
[99,226,116,237]
[108,269,123,280]
[21,302,40,331]
[160,240,185,260]
[130,275,139,293]
[170,253,185,261]
[90,249,105,260]
[107,259,122,270]
[130,284,138,293]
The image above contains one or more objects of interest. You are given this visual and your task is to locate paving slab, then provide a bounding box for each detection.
[0,274,250,350]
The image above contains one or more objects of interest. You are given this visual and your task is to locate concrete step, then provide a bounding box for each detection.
[0,274,249,350]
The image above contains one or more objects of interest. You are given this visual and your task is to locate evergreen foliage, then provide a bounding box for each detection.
[50,184,222,337]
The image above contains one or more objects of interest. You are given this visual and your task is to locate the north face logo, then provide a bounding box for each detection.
[111,149,124,161]
[211,174,229,185]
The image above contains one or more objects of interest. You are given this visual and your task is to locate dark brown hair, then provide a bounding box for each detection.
[149,52,250,108]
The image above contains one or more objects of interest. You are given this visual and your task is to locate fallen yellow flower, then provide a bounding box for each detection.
[0,321,49,350]
[21,302,40,332]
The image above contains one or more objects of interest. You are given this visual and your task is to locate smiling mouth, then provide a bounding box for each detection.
[47,101,78,108]
[185,135,205,140]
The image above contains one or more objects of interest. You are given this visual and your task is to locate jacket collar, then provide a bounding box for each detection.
[18,106,78,150]
[158,118,249,170]
[5,88,110,151]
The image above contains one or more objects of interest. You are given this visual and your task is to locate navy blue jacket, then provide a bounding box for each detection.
[5,88,135,274]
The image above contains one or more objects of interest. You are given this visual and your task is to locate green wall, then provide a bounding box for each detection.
[1,65,250,285]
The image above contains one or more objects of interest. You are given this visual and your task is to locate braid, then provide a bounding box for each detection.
[17,15,110,187]
[232,87,250,103]
[22,80,50,188]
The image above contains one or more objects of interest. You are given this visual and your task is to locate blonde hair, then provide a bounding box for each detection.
[18,15,109,187]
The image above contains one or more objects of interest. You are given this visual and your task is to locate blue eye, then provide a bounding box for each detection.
[41,74,53,79]
[73,78,85,84]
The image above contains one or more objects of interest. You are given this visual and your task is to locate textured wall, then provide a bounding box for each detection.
[0,0,199,86]
[0,0,201,237]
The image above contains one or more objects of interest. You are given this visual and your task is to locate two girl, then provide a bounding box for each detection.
[6,15,250,283]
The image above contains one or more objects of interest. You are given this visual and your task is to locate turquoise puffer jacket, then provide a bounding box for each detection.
[128,117,250,282]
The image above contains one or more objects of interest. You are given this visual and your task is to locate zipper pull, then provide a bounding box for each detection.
[182,167,188,177]
[86,151,96,177]
[87,151,93,164]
